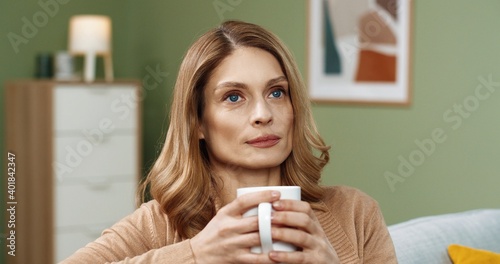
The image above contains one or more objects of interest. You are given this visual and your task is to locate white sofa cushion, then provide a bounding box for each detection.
[388,209,500,264]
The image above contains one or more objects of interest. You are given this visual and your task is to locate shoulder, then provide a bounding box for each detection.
[139,199,166,217]
[114,199,178,246]
[128,199,166,226]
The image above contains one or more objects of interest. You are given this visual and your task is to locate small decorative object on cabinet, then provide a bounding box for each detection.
[4,80,142,264]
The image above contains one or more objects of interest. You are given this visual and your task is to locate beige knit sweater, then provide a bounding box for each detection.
[61,186,397,263]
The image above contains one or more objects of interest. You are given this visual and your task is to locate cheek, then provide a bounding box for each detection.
[282,104,294,130]
[204,111,242,144]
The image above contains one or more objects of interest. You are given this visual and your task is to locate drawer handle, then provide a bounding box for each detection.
[80,129,113,144]
[86,177,112,190]
[88,88,109,94]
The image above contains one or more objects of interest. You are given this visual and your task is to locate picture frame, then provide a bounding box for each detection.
[307,0,412,105]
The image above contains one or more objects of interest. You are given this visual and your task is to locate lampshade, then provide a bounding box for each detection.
[67,15,113,82]
[69,15,111,54]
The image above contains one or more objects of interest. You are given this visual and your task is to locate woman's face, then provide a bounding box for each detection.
[199,47,294,171]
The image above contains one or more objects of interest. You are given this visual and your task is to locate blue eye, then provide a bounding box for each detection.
[271,90,283,98]
[227,94,240,102]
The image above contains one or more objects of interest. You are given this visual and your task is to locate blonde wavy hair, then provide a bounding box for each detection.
[138,20,330,239]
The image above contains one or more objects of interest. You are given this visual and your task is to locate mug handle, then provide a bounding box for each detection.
[258,202,273,254]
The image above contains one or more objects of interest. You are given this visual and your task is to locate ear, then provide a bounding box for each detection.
[198,123,205,140]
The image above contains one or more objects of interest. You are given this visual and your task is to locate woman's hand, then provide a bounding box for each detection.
[190,190,280,264]
[268,200,340,264]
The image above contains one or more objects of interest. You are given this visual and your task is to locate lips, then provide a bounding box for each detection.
[246,135,281,148]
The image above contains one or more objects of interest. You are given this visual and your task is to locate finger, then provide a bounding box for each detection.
[269,230,339,263]
[272,210,320,235]
[272,200,314,218]
[269,250,307,264]
[207,233,274,264]
[225,215,260,235]
[223,190,281,216]
[237,252,277,264]
[272,225,315,249]
[224,231,262,249]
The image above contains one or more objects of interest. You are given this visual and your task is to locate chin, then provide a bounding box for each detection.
[244,157,287,169]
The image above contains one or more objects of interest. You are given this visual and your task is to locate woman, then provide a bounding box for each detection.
[62,20,396,263]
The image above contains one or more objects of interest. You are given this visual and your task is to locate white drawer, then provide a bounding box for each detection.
[55,225,110,262]
[55,180,136,228]
[54,133,137,181]
[54,85,138,131]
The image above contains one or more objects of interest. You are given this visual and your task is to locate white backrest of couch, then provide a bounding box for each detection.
[388,209,500,264]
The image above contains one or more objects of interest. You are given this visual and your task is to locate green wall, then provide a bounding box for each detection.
[2,2,500,259]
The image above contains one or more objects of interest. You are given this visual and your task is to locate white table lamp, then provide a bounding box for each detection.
[69,15,113,82]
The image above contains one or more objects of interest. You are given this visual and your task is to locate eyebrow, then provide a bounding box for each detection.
[266,76,288,87]
[214,76,288,91]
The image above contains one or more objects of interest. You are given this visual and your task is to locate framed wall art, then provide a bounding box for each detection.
[307,0,412,105]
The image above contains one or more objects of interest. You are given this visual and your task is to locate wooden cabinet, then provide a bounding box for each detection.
[4,80,141,264]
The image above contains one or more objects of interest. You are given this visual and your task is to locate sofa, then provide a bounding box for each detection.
[388,209,500,263]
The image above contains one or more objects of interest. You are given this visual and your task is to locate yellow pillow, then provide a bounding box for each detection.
[448,244,500,264]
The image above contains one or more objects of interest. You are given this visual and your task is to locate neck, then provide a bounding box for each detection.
[211,163,282,206]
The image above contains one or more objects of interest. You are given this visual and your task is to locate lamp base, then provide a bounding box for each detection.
[82,52,114,83]
[83,52,96,83]
[104,53,114,82]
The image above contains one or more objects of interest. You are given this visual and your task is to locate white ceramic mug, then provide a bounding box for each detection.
[236,186,301,254]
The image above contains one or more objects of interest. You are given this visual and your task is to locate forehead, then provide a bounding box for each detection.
[207,47,285,87]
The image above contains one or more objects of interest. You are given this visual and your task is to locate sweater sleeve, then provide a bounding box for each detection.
[361,201,398,264]
[59,201,196,264]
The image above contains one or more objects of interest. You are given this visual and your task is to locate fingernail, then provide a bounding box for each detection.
[273,201,281,209]
[271,191,280,198]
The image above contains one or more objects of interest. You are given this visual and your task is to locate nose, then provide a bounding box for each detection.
[250,99,273,126]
